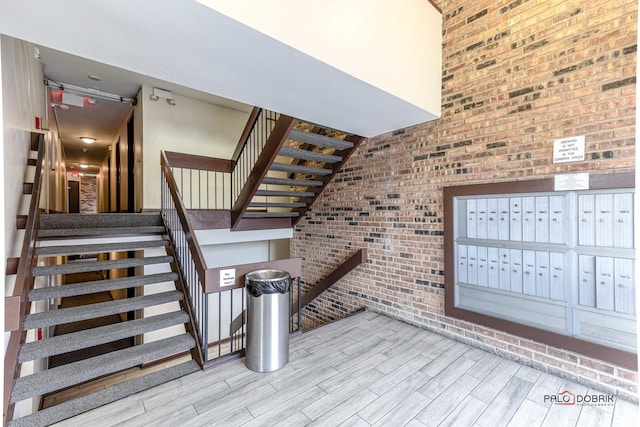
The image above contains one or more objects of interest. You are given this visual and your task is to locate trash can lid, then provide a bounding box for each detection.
[246,269,291,296]
[246,269,291,282]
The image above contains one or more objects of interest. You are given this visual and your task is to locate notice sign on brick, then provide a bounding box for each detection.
[553,136,585,163]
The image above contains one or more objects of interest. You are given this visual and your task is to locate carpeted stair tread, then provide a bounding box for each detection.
[39,213,163,229]
[8,360,200,427]
[288,128,354,150]
[243,212,300,218]
[24,290,184,329]
[32,255,173,276]
[255,189,315,198]
[29,272,178,301]
[262,176,323,187]
[35,239,169,256]
[279,146,342,163]
[270,162,332,176]
[38,226,166,238]
[19,311,189,363]
[249,202,307,208]
[10,334,196,404]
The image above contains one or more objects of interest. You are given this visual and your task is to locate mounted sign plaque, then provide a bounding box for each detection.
[553,135,585,163]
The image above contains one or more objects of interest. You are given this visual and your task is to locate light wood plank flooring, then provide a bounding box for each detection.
[53,311,638,426]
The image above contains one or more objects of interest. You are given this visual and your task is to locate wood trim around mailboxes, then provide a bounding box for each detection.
[443,172,637,370]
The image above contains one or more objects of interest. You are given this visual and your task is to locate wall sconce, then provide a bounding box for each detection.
[150,87,176,106]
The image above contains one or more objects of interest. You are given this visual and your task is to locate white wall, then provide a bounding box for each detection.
[141,85,249,209]
[200,0,442,118]
[1,34,48,418]
[2,35,46,295]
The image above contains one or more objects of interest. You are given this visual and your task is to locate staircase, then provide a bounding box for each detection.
[8,213,200,427]
[233,117,365,229]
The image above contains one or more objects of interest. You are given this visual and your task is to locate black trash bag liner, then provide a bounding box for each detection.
[246,270,291,297]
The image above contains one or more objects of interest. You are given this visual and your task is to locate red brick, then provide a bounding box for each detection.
[292,0,637,399]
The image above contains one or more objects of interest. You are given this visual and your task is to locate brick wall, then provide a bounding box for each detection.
[291,0,637,401]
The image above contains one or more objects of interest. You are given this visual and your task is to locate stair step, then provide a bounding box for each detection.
[270,162,332,176]
[32,255,174,276]
[10,334,195,404]
[279,146,342,164]
[35,239,169,256]
[262,177,323,187]
[23,183,33,195]
[27,158,37,167]
[249,202,307,209]
[24,290,184,329]
[243,212,300,218]
[39,213,163,229]
[8,360,200,427]
[38,226,166,238]
[29,272,179,301]
[255,189,315,198]
[288,128,354,150]
[19,311,189,362]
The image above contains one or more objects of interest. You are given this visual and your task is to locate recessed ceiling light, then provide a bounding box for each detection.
[79,164,89,169]
[80,137,96,144]
[88,74,102,81]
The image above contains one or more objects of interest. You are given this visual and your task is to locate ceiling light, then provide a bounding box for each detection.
[79,164,89,169]
[81,137,96,144]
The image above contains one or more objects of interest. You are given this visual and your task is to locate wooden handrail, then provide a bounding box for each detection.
[160,151,209,290]
[231,106,262,163]
[230,115,297,230]
[228,249,367,336]
[164,151,234,173]
[4,133,45,425]
[160,151,210,367]
[293,249,367,315]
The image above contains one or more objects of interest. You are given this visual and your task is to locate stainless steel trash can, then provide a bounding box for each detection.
[245,269,291,372]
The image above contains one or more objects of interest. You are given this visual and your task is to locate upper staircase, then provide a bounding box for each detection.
[8,213,200,427]
[231,112,365,229]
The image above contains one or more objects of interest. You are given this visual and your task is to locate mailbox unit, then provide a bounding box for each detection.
[444,173,636,369]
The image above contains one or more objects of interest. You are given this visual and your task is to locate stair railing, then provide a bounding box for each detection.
[231,112,297,229]
[230,107,276,206]
[164,151,233,210]
[160,151,209,365]
[4,133,45,426]
[229,249,367,337]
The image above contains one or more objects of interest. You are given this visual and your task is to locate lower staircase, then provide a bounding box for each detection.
[9,213,200,427]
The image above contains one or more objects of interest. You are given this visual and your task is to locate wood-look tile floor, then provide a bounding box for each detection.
[53,311,638,427]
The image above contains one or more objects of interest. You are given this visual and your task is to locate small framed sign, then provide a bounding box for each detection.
[220,269,236,287]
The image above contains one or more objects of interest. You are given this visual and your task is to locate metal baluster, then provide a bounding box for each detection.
[218,293,222,359]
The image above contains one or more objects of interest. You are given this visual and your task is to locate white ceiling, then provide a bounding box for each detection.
[1,0,440,173]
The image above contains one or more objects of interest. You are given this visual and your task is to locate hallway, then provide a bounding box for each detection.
[52,311,637,427]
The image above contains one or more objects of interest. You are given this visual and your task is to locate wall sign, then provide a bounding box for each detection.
[220,269,236,287]
[554,173,589,191]
[553,136,585,163]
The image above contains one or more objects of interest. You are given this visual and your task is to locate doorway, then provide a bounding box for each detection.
[68,181,80,213]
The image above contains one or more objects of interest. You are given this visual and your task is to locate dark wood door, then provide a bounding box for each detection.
[116,139,121,212]
[68,181,80,213]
